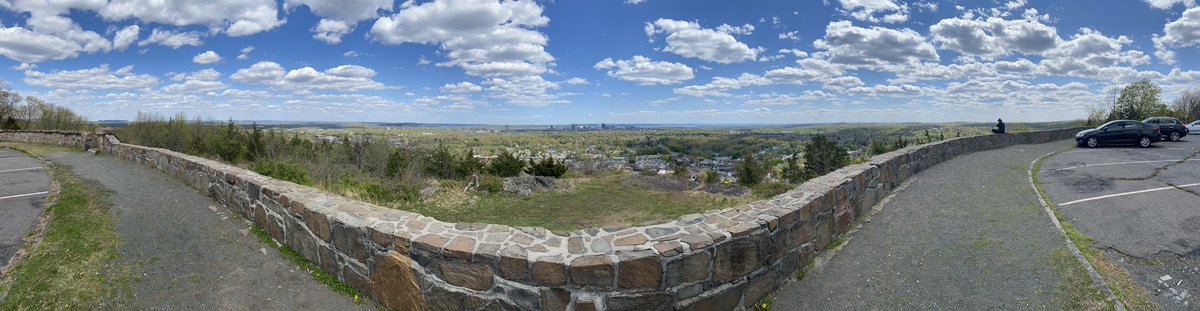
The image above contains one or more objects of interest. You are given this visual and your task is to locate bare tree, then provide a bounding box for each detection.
[1172,89,1200,122]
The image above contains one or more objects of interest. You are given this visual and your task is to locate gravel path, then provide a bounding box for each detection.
[773,140,1079,310]
[44,151,372,310]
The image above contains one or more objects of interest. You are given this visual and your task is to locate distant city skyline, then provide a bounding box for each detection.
[0,0,1198,124]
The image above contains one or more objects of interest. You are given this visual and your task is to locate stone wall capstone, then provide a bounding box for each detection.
[0,127,1087,311]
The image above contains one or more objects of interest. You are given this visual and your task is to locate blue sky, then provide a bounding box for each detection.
[0,0,1198,124]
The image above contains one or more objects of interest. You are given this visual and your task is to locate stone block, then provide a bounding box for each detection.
[712,235,766,283]
[679,283,744,311]
[608,292,672,311]
[742,271,780,309]
[331,221,370,264]
[433,261,495,291]
[498,246,530,282]
[569,255,615,289]
[540,287,571,311]
[666,250,711,286]
[532,256,566,286]
[617,250,662,289]
[426,285,465,311]
[284,216,320,264]
[304,209,331,242]
[443,236,476,261]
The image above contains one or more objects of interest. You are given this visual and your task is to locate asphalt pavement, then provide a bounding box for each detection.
[1040,136,1200,310]
[0,148,49,271]
[773,140,1080,310]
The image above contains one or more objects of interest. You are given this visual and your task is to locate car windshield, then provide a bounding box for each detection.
[1099,121,1122,129]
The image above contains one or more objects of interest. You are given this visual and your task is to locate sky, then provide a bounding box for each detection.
[0,0,1198,124]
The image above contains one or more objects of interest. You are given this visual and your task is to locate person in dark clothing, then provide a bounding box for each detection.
[991,118,1006,134]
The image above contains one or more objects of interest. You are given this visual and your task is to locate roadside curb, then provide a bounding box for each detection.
[0,147,62,298]
[1028,147,1127,311]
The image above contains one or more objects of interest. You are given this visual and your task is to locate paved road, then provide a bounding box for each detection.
[0,148,49,270]
[1040,137,1200,309]
[773,140,1082,310]
[42,151,372,310]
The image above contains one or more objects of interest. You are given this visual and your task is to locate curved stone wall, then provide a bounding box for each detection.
[1,128,1085,310]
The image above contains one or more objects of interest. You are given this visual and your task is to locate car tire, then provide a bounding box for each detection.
[1170,131,1181,142]
[1139,136,1152,148]
[1086,137,1099,148]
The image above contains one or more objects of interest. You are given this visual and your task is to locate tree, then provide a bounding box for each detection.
[1172,89,1200,122]
[701,170,720,184]
[734,152,765,186]
[525,157,568,178]
[1109,79,1169,121]
[454,148,485,177]
[781,152,805,184]
[672,163,690,180]
[487,150,526,177]
[423,143,458,179]
[803,134,849,179]
[385,150,409,178]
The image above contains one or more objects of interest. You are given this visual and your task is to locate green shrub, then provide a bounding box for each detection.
[802,134,849,179]
[525,157,568,178]
[752,182,793,199]
[253,161,313,186]
[455,148,485,178]
[780,152,804,184]
[487,150,525,177]
[478,174,504,193]
[702,170,720,184]
[423,143,458,179]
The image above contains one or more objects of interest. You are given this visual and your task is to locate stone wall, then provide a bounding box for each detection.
[1,128,1085,310]
[0,130,91,149]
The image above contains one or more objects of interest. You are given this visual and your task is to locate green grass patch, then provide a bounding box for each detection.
[0,142,80,155]
[409,175,757,231]
[1032,150,1158,311]
[752,294,774,311]
[0,156,130,310]
[824,237,845,250]
[246,225,361,302]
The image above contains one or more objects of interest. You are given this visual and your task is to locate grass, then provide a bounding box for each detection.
[246,225,362,302]
[405,174,758,231]
[0,142,80,155]
[1032,150,1159,311]
[0,148,131,310]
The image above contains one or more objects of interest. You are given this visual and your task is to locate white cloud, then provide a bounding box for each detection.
[164,69,227,93]
[625,0,648,4]
[100,0,284,36]
[481,75,566,107]
[24,64,158,90]
[1153,7,1200,64]
[674,73,770,97]
[370,0,554,77]
[192,51,222,64]
[313,19,353,44]
[833,0,910,23]
[231,61,388,91]
[594,56,695,85]
[645,19,759,63]
[0,26,92,63]
[1143,0,1196,9]
[814,21,939,67]
[139,29,203,49]
[11,63,36,70]
[112,25,139,51]
[564,77,588,85]
[440,81,483,93]
[238,46,255,60]
[929,16,1061,59]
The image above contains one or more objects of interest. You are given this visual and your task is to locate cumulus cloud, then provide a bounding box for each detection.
[814,21,939,67]
[0,26,94,63]
[164,69,227,93]
[238,46,255,60]
[1153,7,1200,63]
[645,18,759,63]
[441,81,483,93]
[139,29,203,49]
[370,0,554,77]
[24,64,158,90]
[112,25,139,51]
[833,0,910,23]
[231,61,388,91]
[192,51,222,64]
[674,73,771,97]
[594,56,695,85]
[100,0,284,36]
[481,75,566,107]
[929,16,1061,58]
[1143,0,1196,9]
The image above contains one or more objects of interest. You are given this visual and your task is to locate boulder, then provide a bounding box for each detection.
[503,176,568,197]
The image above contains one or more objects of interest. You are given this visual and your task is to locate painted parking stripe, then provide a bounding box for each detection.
[0,191,49,201]
[1059,182,1200,206]
[1046,159,1200,171]
[0,167,44,173]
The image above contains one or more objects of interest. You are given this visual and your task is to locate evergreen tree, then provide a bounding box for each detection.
[781,152,805,184]
[487,150,526,177]
[735,152,765,186]
[803,134,849,179]
[525,157,568,178]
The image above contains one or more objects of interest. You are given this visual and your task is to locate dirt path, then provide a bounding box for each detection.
[772,140,1106,310]
[43,151,372,310]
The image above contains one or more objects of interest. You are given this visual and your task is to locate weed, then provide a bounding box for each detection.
[246,225,361,301]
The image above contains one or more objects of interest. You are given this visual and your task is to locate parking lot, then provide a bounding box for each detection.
[1040,136,1200,309]
[0,148,50,269]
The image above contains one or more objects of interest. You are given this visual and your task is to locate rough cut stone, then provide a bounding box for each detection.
[569,255,615,289]
[532,256,567,286]
[540,287,571,311]
[613,234,649,246]
[443,236,476,260]
[567,237,585,254]
[434,261,495,291]
[590,238,613,254]
[607,292,672,311]
[645,227,680,238]
[498,246,530,282]
[667,251,711,286]
[368,251,425,311]
[713,236,765,283]
[617,250,662,289]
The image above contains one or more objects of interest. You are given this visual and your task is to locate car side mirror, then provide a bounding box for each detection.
[1101,127,1108,132]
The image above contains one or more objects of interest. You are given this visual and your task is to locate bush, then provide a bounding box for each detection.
[701,170,720,184]
[751,182,793,199]
[780,152,804,184]
[525,157,568,178]
[478,174,504,193]
[735,153,765,186]
[488,150,525,177]
[423,143,458,179]
[803,134,849,179]
[455,148,485,177]
[253,161,313,186]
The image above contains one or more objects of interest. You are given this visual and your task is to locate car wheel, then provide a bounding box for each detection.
[1086,137,1099,148]
[1170,131,1181,142]
[1139,136,1152,148]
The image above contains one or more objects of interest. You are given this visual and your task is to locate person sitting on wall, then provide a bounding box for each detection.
[991,118,1006,134]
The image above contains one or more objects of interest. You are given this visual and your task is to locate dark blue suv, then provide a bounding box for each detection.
[1142,117,1188,142]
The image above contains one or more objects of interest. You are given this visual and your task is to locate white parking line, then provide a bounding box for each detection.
[0,167,44,173]
[1045,159,1200,171]
[1059,182,1200,206]
[0,191,49,201]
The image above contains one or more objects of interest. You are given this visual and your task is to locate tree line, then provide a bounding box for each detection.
[0,84,91,131]
[1087,79,1200,125]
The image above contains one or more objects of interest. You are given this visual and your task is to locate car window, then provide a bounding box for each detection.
[1146,119,1158,125]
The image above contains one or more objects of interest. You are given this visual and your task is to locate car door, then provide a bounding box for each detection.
[1097,122,1124,143]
